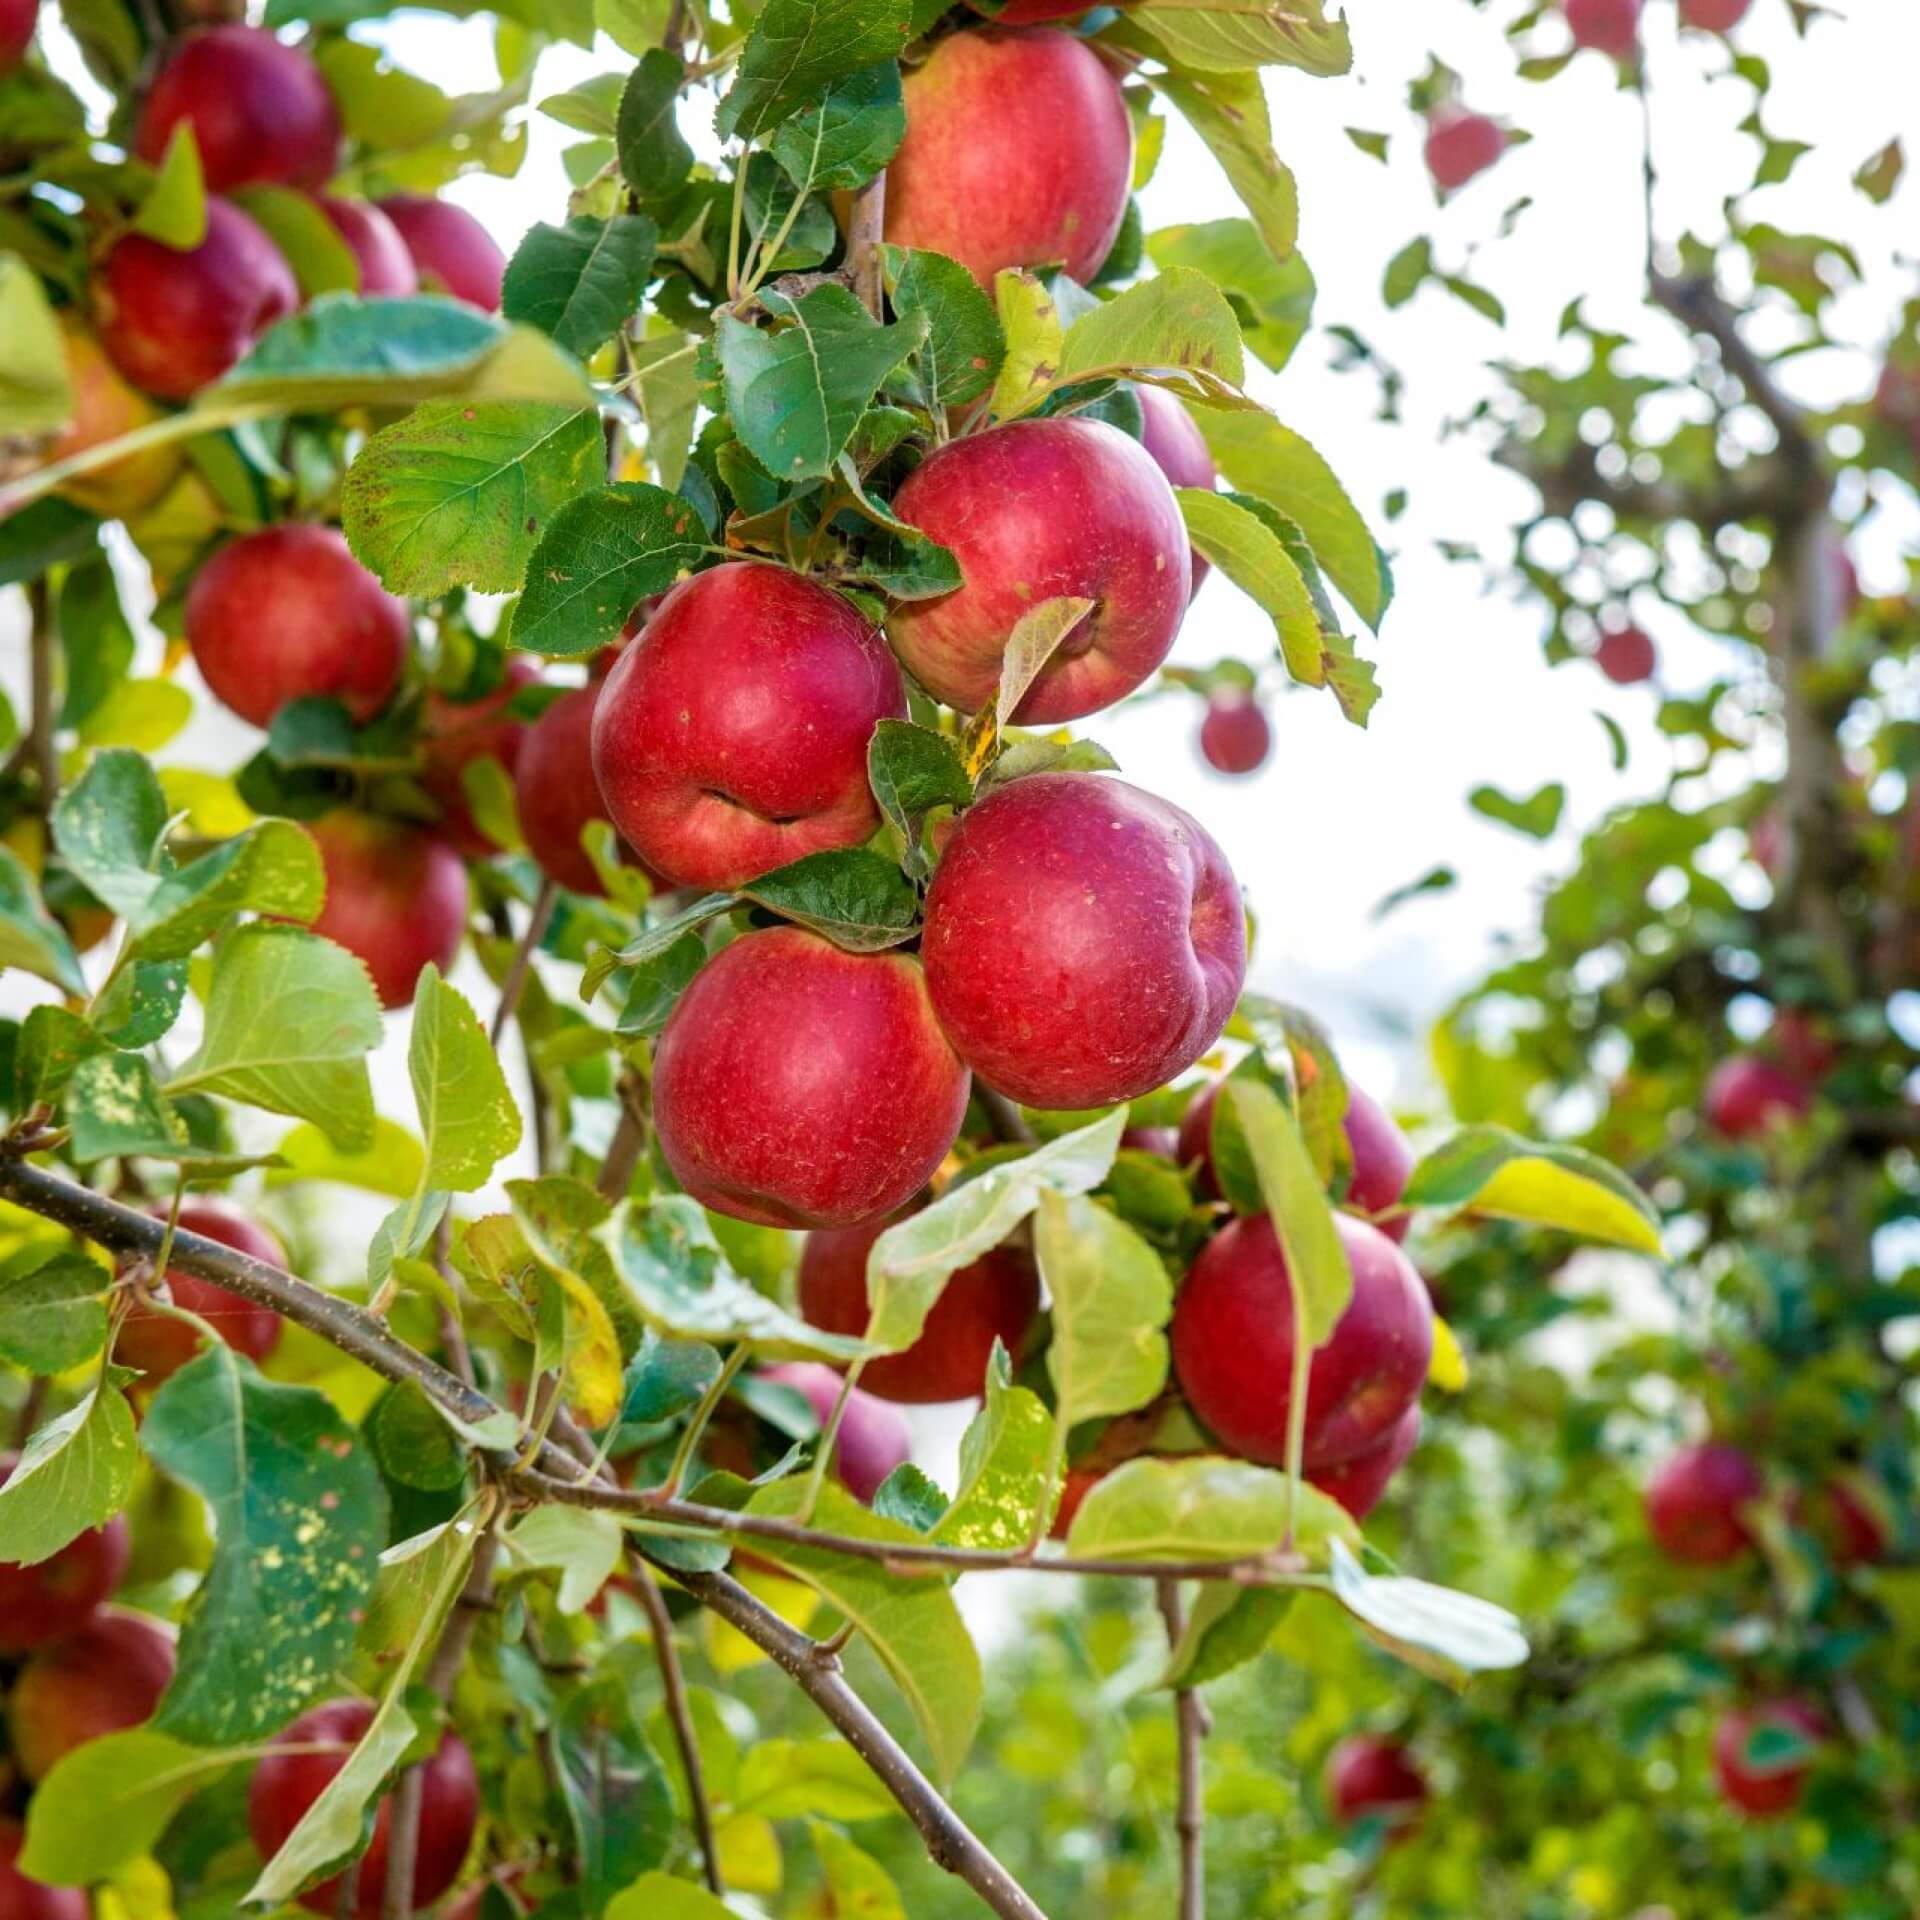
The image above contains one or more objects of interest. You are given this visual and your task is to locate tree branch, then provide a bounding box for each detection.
[490,879,558,1046]
[630,1560,724,1896]
[1156,1580,1207,1920]
[845,172,887,320]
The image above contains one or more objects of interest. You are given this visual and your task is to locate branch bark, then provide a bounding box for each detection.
[489,879,558,1046]
[630,1560,724,1896]
[845,171,887,319]
[1156,1581,1207,1920]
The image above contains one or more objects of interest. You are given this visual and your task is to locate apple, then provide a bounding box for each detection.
[1424,106,1505,191]
[94,198,298,399]
[376,195,507,311]
[1798,1473,1891,1568]
[592,563,906,890]
[1121,1123,1180,1159]
[0,0,36,71]
[1594,624,1656,685]
[185,525,410,729]
[43,316,181,520]
[0,1457,129,1653]
[1324,1733,1427,1828]
[1564,0,1641,54]
[1308,1406,1422,1521]
[1134,385,1215,591]
[797,1213,1040,1402]
[1049,1463,1109,1540]
[314,195,418,295]
[421,656,539,857]
[0,1820,87,1920]
[652,927,971,1229]
[9,1609,177,1780]
[248,1698,478,1919]
[134,25,341,193]
[1644,1441,1763,1563]
[1199,692,1271,776]
[885,28,1131,289]
[115,1202,286,1389]
[1771,1009,1837,1084]
[304,812,468,1010]
[759,1363,913,1504]
[1173,1212,1433,1470]
[888,419,1191,723]
[1711,1700,1824,1819]
[519,681,634,896]
[1703,1054,1812,1139]
[1679,0,1751,26]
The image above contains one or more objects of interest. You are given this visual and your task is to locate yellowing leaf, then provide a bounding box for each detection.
[1428,1314,1468,1392]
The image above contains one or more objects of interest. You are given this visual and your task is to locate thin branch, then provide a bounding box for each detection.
[845,171,887,319]
[597,1071,650,1203]
[1156,1580,1207,1920]
[977,1087,1035,1147]
[25,580,58,809]
[630,1561,724,1895]
[490,879,558,1046]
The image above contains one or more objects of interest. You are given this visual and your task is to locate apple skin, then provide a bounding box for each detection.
[135,25,341,193]
[797,1214,1040,1402]
[376,195,506,311]
[592,563,906,890]
[305,812,468,1010]
[94,198,299,400]
[249,1698,478,1919]
[759,1363,913,1504]
[1325,1733,1427,1828]
[1564,0,1641,54]
[0,1820,87,1920]
[421,656,539,857]
[1121,1124,1180,1159]
[0,0,36,71]
[1644,1441,1763,1564]
[1595,624,1656,685]
[1424,107,1504,191]
[1679,0,1751,26]
[1796,1474,1890,1568]
[314,195,418,295]
[44,316,181,520]
[0,1456,129,1654]
[115,1203,286,1389]
[9,1609,177,1781]
[653,927,971,1230]
[1199,693,1270,775]
[1134,385,1215,592]
[888,419,1191,724]
[1703,1054,1812,1139]
[885,28,1131,290]
[1308,1406,1422,1521]
[1172,1212,1433,1471]
[185,525,410,729]
[519,681,631,896]
[1712,1700,1824,1819]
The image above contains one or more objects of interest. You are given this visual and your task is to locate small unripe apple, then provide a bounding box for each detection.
[1679,0,1751,27]
[759,1363,913,1503]
[889,419,1191,723]
[798,1212,1040,1403]
[0,0,37,71]
[0,1456,129,1653]
[421,656,538,857]
[592,563,905,891]
[922,774,1245,1110]
[1711,1700,1824,1819]
[185,525,409,729]
[44,315,181,520]
[9,1609,177,1780]
[1199,692,1271,775]
[115,1202,286,1389]
[304,812,468,1010]
[1325,1733,1426,1828]
[652,927,971,1229]
[376,195,506,311]
[94,199,298,399]
[1644,1441,1763,1563]
[135,25,341,193]
[1703,1054,1812,1139]
[519,681,632,896]
[1423,106,1505,191]
[0,1819,87,1920]
[885,28,1132,289]
[1594,624,1656,685]
[313,195,418,295]
[1564,0,1641,54]
[1173,1212,1433,1470]
[248,1698,478,1918]
[1309,1405,1422,1520]
[1134,385,1216,592]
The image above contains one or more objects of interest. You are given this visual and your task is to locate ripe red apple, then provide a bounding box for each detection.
[1173,1212,1433,1470]
[314,196,418,295]
[1134,385,1215,592]
[888,419,1191,723]
[652,927,971,1229]
[1121,1124,1180,1159]
[1771,1009,1837,1084]
[759,1363,913,1504]
[798,1213,1040,1402]
[249,1698,478,1919]
[44,316,181,520]
[1703,1054,1812,1139]
[885,28,1131,289]
[421,657,539,857]
[1711,1700,1824,1819]
[1799,1474,1891,1568]
[520,680,640,896]
[0,1457,129,1654]
[1309,1405,1422,1521]
[94,198,298,399]
[304,812,468,1010]
[376,195,506,311]
[135,25,341,193]
[1644,1441,1763,1564]
[0,0,37,71]
[0,1820,87,1920]
[9,1609,177,1780]
[1594,624,1656,685]
[1424,106,1505,192]
[592,563,906,890]
[115,1202,286,1390]
[1564,0,1641,54]
[921,774,1244,1109]
[1325,1733,1427,1828]
[1679,0,1751,27]
[1199,692,1271,775]
[185,525,410,729]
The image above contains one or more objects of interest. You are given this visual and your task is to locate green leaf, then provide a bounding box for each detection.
[1469,781,1566,839]
[0,252,72,437]
[716,0,913,141]
[91,958,187,1050]
[740,847,919,951]
[0,846,85,995]
[733,1738,897,1819]
[1381,235,1430,310]
[1146,63,1297,265]
[365,1379,467,1493]
[1065,1454,1357,1561]
[607,1872,736,1920]
[1228,1075,1351,1345]
[167,923,383,1152]
[616,48,696,201]
[267,1114,426,1200]
[51,747,169,921]
[0,1249,109,1374]
[230,184,361,297]
[144,1346,387,1744]
[130,818,326,964]
[131,123,207,248]
[583,891,738,1003]
[867,718,973,874]
[630,329,700,488]
[1160,1583,1291,1689]
[503,215,659,358]
[1129,0,1351,75]
[771,60,906,193]
[64,1052,190,1166]
[57,552,136,733]
[809,1823,905,1918]
[614,932,708,1036]
[884,245,1005,411]
[1401,1125,1662,1254]
[410,963,522,1189]
[514,483,707,657]
[1326,1536,1528,1685]
[0,1380,136,1563]
[510,1503,624,1612]
[929,1345,1054,1552]
[1146,219,1314,372]
[1036,1188,1172,1429]
[556,1671,675,1903]
[1055,267,1249,404]
[342,398,604,597]
[988,269,1066,421]
[507,1175,635,1426]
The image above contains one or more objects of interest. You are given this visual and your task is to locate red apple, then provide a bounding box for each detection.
[1049,1462,1110,1540]
[1424,106,1505,192]
[1325,1733,1426,1828]
[1771,1009,1837,1084]
[1679,0,1751,26]
[135,25,341,193]
[758,1363,912,1504]
[1799,1473,1891,1568]
[1564,0,1640,54]
[44,315,180,520]
[115,1202,286,1390]
[1712,1700,1824,1819]
[1134,385,1215,591]
[248,1698,478,1919]
[0,1819,87,1920]
[591,563,906,890]
[94,198,298,400]
[1594,624,1656,685]
[9,1609,177,1780]
[652,927,971,1229]
[1121,1124,1180,1159]
[519,681,638,896]
[1644,1441,1763,1564]
[376,195,506,311]
[888,419,1191,723]
[1703,1054,1812,1139]
[1198,692,1271,775]
[304,812,468,1010]
[1309,1405,1422,1521]
[0,0,37,71]
[885,28,1131,289]
[966,0,1089,17]
[421,656,539,857]
[0,1457,129,1654]
[798,1212,1040,1402]
[185,525,409,729]
[314,196,418,295]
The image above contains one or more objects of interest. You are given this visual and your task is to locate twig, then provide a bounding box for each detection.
[597,1071,650,1202]
[630,1562,724,1895]
[24,581,58,810]
[1156,1580,1208,1920]
[977,1088,1035,1146]
[845,171,887,319]
[490,880,558,1046]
